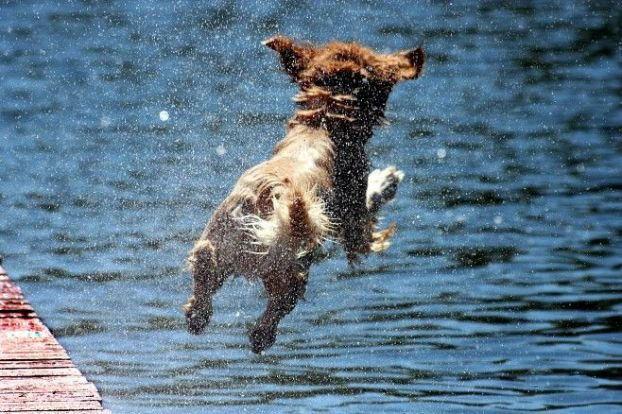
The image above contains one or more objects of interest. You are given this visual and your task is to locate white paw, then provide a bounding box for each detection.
[366,166,405,212]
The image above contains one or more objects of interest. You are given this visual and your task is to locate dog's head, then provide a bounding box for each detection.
[263,36,424,115]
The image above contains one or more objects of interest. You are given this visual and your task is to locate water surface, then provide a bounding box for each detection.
[1,1,621,412]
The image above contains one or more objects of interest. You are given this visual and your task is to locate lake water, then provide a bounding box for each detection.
[1,1,621,412]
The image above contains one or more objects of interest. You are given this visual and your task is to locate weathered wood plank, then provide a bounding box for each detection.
[0,401,104,411]
[0,359,75,369]
[0,318,46,330]
[0,367,83,377]
[0,376,90,391]
[0,302,35,312]
[1,390,102,400]
[11,411,111,414]
[0,354,70,360]
[0,312,38,318]
[0,382,100,394]
[0,265,108,412]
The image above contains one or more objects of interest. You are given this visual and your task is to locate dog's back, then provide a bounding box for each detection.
[199,124,334,276]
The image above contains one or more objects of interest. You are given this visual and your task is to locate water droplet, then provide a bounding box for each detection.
[216,144,226,156]
[100,116,111,128]
[159,110,170,122]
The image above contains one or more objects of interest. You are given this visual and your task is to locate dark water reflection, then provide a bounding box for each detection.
[1,0,621,412]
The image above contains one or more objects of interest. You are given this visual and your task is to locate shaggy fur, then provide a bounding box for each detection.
[183,36,424,353]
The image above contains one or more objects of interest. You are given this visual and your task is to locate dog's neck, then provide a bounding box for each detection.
[287,86,387,143]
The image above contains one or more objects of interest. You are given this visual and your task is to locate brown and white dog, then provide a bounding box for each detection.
[183,36,424,353]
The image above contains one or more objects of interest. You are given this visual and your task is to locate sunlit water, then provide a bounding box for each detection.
[1,1,621,412]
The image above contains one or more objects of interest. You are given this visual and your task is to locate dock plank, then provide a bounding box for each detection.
[0,265,108,412]
[12,411,111,414]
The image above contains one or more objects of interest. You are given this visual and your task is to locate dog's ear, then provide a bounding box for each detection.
[395,47,425,80]
[263,36,315,80]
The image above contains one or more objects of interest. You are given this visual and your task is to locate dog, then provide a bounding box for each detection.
[183,36,424,353]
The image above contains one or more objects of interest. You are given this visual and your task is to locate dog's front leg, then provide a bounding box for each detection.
[250,267,308,353]
[365,166,404,252]
[366,166,405,214]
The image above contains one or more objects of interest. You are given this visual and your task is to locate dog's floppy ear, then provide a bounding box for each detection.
[263,36,315,80]
[395,47,425,80]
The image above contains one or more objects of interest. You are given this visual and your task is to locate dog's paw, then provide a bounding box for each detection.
[366,166,405,212]
[370,222,397,253]
[183,299,212,335]
[249,324,277,354]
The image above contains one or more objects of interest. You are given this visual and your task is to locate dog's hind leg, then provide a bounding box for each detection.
[249,266,308,353]
[183,239,227,335]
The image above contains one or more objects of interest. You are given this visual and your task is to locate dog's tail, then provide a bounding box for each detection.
[287,188,331,248]
[241,186,331,255]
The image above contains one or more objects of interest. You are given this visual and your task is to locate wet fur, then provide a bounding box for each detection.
[184,37,424,353]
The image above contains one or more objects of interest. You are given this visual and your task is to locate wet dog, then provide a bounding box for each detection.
[183,36,424,353]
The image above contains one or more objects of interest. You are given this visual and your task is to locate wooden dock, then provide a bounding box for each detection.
[0,264,109,413]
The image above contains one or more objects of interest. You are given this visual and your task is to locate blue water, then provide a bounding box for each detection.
[1,1,621,412]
